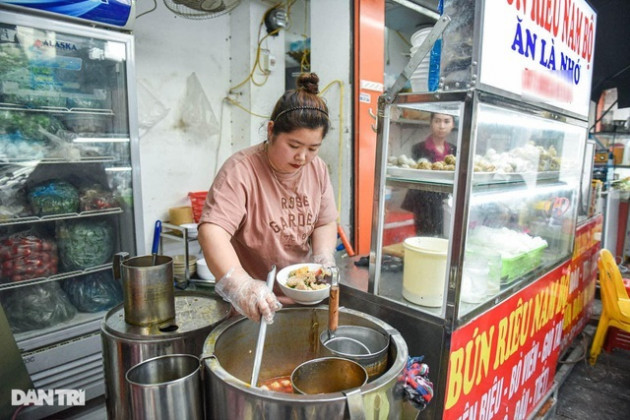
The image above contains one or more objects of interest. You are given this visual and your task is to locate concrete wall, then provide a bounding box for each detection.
[133,0,353,255]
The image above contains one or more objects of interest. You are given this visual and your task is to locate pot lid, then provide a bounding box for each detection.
[103,292,230,339]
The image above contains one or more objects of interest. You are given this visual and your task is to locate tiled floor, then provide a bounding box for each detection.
[552,329,630,419]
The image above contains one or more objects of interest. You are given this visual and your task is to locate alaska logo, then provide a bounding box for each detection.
[33,39,79,51]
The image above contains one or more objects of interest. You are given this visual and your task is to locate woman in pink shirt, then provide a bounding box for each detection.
[198,73,338,323]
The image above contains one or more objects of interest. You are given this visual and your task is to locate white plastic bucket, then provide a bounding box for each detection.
[402,237,449,307]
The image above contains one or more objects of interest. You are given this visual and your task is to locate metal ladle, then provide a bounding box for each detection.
[324,267,371,355]
[250,265,277,387]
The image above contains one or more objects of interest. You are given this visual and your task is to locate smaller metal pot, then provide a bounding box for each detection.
[291,357,367,394]
[320,326,390,378]
[321,267,390,378]
[126,354,203,420]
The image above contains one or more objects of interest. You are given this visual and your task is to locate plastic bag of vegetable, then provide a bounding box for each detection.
[0,231,58,283]
[28,180,79,216]
[79,184,119,211]
[62,271,122,312]
[56,218,114,270]
[0,112,64,142]
[1,282,77,333]
[0,132,47,159]
[0,164,36,220]
[0,112,69,159]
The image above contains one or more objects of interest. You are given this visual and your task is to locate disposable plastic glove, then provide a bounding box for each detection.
[312,249,337,268]
[215,267,282,323]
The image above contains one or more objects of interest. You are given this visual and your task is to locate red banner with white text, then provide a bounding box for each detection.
[443,214,602,419]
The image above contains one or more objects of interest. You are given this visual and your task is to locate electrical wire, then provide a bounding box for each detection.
[285,0,298,31]
[137,0,158,19]
[224,96,269,119]
[298,0,309,72]
[395,29,412,47]
[557,332,589,364]
[231,2,292,93]
[225,77,346,220]
[319,79,345,218]
[225,0,346,215]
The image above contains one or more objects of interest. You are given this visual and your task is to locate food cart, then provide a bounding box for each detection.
[339,0,600,418]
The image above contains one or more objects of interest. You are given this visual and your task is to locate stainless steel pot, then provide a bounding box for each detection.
[202,307,408,419]
[291,357,368,394]
[126,354,203,420]
[320,325,390,378]
[101,292,230,420]
[115,253,175,326]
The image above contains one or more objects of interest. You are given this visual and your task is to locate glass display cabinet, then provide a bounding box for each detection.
[0,9,142,418]
[367,91,586,324]
[341,1,597,418]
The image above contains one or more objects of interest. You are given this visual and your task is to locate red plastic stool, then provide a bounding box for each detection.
[603,278,630,352]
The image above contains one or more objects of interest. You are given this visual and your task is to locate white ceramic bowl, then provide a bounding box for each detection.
[180,223,198,239]
[196,258,215,281]
[276,263,331,305]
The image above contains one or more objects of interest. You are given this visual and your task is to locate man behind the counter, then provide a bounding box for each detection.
[197,73,338,324]
[401,112,457,237]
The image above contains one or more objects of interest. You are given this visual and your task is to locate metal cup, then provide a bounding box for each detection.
[118,254,175,326]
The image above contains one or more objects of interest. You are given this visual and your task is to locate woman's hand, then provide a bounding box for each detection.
[215,267,282,323]
[198,223,282,322]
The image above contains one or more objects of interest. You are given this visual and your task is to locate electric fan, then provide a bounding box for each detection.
[163,0,242,20]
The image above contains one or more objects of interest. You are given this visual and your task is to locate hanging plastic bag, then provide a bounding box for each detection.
[137,78,170,138]
[176,72,219,138]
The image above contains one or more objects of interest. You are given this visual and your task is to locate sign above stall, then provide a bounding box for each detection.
[479,0,597,118]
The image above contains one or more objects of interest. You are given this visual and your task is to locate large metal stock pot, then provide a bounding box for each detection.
[101,292,230,420]
[202,307,408,419]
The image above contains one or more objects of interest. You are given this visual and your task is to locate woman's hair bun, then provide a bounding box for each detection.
[296,73,320,95]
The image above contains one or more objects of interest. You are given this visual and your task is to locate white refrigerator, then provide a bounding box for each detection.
[0,4,143,419]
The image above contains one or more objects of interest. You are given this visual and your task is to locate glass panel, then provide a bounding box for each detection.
[378,102,463,317]
[0,20,133,340]
[458,102,585,317]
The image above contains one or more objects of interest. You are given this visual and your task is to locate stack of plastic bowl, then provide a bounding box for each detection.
[409,27,432,92]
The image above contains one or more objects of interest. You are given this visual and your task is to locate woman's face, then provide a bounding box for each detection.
[267,122,325,174]
[430,113,454,141]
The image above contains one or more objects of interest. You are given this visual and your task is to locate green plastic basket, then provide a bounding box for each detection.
[500,243,547,284]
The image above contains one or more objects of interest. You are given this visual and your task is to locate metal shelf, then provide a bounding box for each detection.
[0,207,124,227]
[160,222,197,288]
[0,156,117,164]
[0,263,111,291]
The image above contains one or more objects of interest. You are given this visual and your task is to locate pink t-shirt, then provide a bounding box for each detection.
[199,143,338,281]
